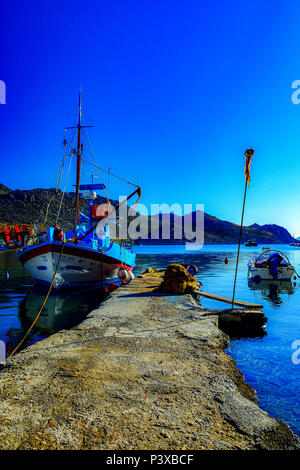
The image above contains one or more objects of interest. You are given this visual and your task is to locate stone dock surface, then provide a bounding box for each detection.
[0,275,299,450]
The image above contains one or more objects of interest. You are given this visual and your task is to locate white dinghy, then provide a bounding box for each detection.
[248,249,296,282]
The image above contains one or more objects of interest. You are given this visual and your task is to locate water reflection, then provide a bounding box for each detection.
[248,279,296,307]
[18,287,104,333]
[3,287,104,354]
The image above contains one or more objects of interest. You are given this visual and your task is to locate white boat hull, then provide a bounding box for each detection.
[19,242,134,289]
[248,266,295,281]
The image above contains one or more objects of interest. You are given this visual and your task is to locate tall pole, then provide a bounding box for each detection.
[75,92,82,229]
[231,149,254,309]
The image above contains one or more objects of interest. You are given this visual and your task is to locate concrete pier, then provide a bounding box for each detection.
[0,275,298,450]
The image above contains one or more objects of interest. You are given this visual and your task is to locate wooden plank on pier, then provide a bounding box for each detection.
[193,290,263,309]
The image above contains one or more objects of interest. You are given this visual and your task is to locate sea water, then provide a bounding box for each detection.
[133,244,300,436]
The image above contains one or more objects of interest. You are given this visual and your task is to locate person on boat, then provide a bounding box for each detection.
[3,225,10,245]
[53,224,64,241]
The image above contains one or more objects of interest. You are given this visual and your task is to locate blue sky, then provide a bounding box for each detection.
[1,1,300,234]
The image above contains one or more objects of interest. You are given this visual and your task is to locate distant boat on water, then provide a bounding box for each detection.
[244,239,257,247]
[289,235,300,247]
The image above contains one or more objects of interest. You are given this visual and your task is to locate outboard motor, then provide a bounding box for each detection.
[267,253,283,280]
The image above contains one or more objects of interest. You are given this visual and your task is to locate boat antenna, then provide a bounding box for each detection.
[75,91,82,227]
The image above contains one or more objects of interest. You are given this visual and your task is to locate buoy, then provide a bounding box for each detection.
[117,268,134,284]
[121,271,134,285]
[224,258,228,264]
[128,271,134,281]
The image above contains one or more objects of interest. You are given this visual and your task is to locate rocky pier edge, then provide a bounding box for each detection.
[0,275,299,450]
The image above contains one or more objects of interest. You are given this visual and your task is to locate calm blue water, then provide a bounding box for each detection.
[133,244,300,437]
[0,251,105,353]
[0,244,299,437]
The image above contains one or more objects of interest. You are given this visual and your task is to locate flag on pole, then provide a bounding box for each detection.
[244,148,254,186]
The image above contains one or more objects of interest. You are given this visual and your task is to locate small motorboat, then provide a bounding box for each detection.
[248,249,296,282]
[245,239,257,247]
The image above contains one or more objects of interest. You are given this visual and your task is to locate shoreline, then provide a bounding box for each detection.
[0,275,299,450]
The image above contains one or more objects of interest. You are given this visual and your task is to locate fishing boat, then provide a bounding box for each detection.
[248,249,296,282]
[18,93,141,290]
[244,239,257,247]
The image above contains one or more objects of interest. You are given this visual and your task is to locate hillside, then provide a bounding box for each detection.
[134,211,296,245]
[0,186,113,230]
[0,185,296,244]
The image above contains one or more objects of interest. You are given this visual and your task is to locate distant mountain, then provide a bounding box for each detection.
[134,211,297,245]
[0,184,296,245]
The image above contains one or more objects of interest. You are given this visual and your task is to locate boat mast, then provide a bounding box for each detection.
[65,91,95,236]
[75,91,82,228]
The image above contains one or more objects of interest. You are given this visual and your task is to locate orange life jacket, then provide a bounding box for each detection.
[14,225,21,243]
[3,226,10,244]
[54,225,63,241]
